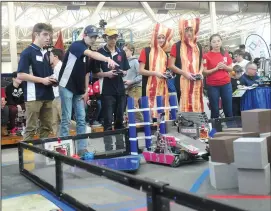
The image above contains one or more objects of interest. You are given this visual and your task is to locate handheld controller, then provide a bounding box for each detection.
[193,74,202,80]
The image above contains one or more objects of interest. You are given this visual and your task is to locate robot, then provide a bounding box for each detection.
[142,113,209,167]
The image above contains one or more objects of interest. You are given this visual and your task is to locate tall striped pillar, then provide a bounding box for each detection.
[169,94,178,120]
[156,96,166,134]
[141,96,152,150]
[127,97,138,155]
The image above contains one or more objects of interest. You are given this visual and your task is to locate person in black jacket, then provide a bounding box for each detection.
[239,62,260,86]
[231,65,243,116]
[5,72,25,133]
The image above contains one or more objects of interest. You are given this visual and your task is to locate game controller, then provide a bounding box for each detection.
[49,74,59,86]
[50,77,59,87]
[193,74,202,80]
[163,70,176,79]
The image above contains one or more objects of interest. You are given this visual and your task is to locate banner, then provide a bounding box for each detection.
[245,34,270,59]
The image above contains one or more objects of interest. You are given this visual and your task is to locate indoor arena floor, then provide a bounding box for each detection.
[2,131,271,211]
[2,98,271,211]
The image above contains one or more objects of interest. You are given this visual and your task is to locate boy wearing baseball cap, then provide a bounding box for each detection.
[92,27,130,151]
[58,25,118,156]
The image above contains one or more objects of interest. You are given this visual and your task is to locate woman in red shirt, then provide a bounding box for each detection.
[138,23,173,120]
[203,34,233,118]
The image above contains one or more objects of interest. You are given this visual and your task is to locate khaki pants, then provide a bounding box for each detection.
[24,100,53,141]
[52,97,61,135]
[126,86,143,122]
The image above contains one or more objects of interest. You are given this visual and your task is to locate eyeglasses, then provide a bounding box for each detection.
[248,68,257,71]
[108,35,118,40]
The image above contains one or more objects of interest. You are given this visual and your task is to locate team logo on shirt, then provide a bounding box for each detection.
[12,88,23,98]
[117,55,122,62]
[237,80,240,84]
[223,57,227,63]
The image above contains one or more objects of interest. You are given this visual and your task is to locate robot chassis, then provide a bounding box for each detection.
[142,112,210,167]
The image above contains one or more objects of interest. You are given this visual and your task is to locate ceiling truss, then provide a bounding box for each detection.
[1,2,270,54]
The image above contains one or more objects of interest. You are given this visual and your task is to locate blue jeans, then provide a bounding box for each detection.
[207,83,233,119]
[59,86,87,151]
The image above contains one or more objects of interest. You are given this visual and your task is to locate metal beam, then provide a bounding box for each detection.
[140,2,158,23]
[209,2,217,34]
[83,2,105,25]
[8,2,18,72]
[15,3,37,20]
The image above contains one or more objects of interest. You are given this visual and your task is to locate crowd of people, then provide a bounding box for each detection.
[1,20,260,156]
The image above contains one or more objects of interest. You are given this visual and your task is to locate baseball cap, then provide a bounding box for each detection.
[84,25,99,37]
[233,65,243,73]
[103,28,118,37]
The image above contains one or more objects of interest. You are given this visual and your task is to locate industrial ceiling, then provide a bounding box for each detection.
[1,1,270,56]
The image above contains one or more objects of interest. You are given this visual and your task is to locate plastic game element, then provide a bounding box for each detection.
[81,152,94,160]
[163,69,176,79]
[72,154,80,159]
[193,74,202,80]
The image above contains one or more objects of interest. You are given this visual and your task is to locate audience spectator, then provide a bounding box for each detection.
[1,97,9,136]
[203,45,209,54]
[203,34,233,119]
[239,44,252,61]
[231,65,243,116]
[240,62,260,86]
[5,72,25,134]
[49,48,64,136]
[17,23,57,141]
[123,43,143,122]
[86,72,102,126]
[233,49,250,72]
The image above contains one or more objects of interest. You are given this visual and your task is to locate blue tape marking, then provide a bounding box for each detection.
[116,168,211,211]
[40,190,75,211]
[3,166,210,211]
[189,168,210,193]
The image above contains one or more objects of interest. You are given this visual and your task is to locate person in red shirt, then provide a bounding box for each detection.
[203,34,233,118]
[168,18,204,112]
[138,23,173,120]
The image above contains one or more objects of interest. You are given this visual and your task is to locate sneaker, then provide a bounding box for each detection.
[10,127,17,135]
[91,121,102,127]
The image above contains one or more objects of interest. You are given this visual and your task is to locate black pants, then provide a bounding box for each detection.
[102,95,126,130]
[1,105,9,125]
[232,97,241,117]
[232,97,242,127]
[102,95,126,151]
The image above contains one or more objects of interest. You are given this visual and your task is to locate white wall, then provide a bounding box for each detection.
[2,62,13,73]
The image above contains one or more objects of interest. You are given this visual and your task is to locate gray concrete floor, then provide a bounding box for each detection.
[2,97,270,211]
[2,130,271,211]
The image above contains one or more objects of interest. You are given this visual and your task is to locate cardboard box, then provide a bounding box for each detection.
[266,135,271,163]
[209,136,240,163]
[241,109,271,133]
[209,161,238,189]
[214,132,259,138]
[91,126,104,133]
[234,137,268,169]
[238,164,270,195]
[222,128,243,132]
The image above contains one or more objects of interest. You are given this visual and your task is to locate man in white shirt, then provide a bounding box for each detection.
[50,48,63,135]
[233,49,250,73]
